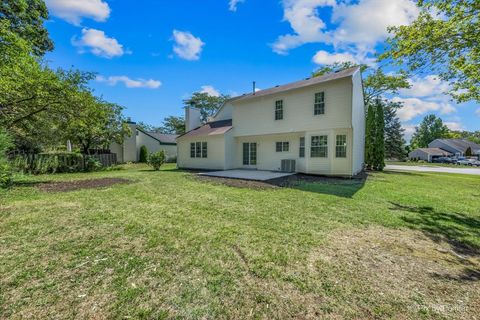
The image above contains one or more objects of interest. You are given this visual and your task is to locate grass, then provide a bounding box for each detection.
[1,164,479,319]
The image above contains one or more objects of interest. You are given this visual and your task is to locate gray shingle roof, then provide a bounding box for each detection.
[228,66,360,103]
[148,133,179,144]
[176,119,233,139]
[433,139,480,153]
[415,148,452,156]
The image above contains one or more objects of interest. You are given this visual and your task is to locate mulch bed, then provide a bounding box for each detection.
[196,171,367,189]
[37,178,131,193]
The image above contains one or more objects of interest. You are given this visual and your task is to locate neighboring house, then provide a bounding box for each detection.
[408,148,452,162]
[110,122,178,163]
[176,67,365,176]
[408,139,480,162]
[428,139,480,157]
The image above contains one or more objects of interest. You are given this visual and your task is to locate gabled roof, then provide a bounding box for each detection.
[177,119,232,139]
[148,132,178,144]
[412,148,452,156]
[431,139,480,153]
[137,127,178,145]
[228,66,360,103]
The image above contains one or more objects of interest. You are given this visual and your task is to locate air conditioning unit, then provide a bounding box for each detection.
[280,159,296,173]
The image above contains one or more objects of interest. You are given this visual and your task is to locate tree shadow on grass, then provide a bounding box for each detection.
[389,201,480,281]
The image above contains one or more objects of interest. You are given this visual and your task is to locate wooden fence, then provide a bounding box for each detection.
[8,152,118,174]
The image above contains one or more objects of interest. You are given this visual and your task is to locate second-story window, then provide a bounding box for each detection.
[314,92,325,115]
[275,100,283,120]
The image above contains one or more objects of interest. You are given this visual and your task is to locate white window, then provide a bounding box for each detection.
[311,135,328,157]
[190,142,208,158]
[314,92,325,115]
[336,135,347,158]
[276,141,289,152]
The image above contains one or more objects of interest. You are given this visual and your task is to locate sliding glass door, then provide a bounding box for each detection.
[242,142,257,167]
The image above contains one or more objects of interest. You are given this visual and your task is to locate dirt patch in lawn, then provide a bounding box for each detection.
[196,172,367,189]
[196,175,280,189]
[309,227,480,319]
[37,178,131,192]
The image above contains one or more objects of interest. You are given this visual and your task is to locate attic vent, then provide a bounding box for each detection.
[280,159,296,173]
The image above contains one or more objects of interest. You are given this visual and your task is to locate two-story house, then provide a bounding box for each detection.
[176,67,365,176]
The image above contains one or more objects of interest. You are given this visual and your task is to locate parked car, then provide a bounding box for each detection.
[432,157,454,164]
[471,160,480,167]
[456,158,478,166]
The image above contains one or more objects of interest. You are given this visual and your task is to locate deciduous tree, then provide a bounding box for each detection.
[410,115,450,149]
[381,0,480,103]
[183,92,229,122]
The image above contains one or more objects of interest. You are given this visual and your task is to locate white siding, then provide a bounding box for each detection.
[351,70,365,175]
[136,131,177,161]
[304,129,352,176]
[232,77,352,137]
[214,103,233,121]
[177,135,226,170]
[235,134,303,171]
[224,129,236,169]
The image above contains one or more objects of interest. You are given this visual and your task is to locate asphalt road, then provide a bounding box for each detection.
[385,165,480,176]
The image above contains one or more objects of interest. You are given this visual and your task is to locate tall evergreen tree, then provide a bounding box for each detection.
[374,99,385,170]
[365,103,376,169]
[384,101,406,160]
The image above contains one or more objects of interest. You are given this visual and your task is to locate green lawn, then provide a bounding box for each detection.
[1,164,479,319]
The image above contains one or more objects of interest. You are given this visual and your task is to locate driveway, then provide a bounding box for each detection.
[385,165,480,176]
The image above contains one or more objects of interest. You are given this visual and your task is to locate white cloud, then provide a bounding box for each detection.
[401,123,417,142]
[172,30,205,61]
[229,0,245,11]
[200,85,220,97]
[330,0,418,52]
[312,50,358,65]
[399,75,450,98]
[96,75,161,89]
[444,122,464,131]
[46,0,110,25]
[272,0,336,55]
[475,108,480,117]
[392,97,456,121]
[273,0,419,64]
[73,28,124,58]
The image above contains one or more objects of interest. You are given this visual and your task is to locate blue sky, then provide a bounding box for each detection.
[44,0,479,141]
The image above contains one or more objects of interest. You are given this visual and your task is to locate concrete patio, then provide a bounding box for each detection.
[198,169,295,181]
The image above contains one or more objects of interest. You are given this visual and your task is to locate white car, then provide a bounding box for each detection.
[456,158,479,166]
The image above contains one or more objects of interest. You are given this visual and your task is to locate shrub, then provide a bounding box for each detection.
[85,157,103,172]
[139,145,148,163]
[148,150,166,171]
